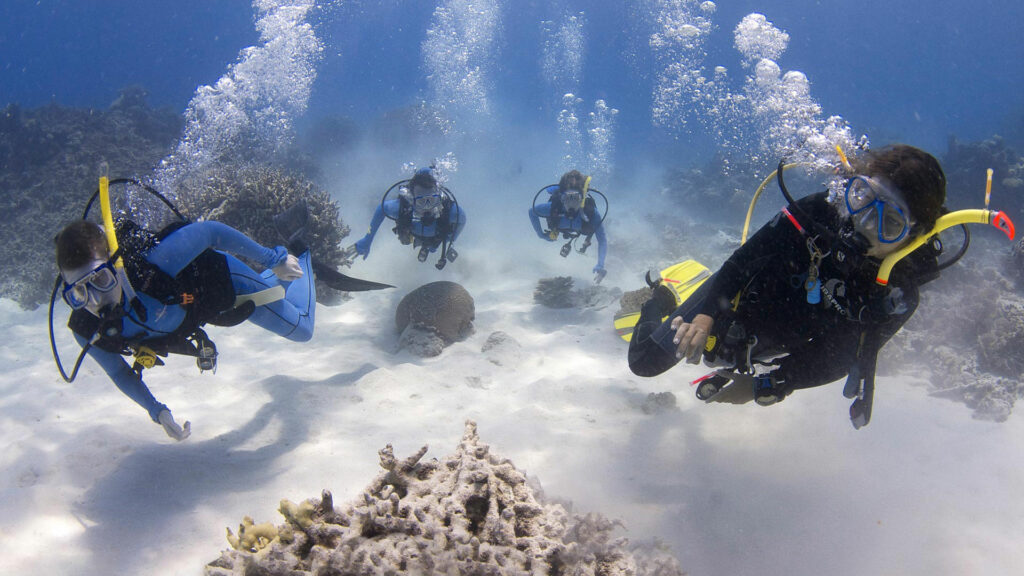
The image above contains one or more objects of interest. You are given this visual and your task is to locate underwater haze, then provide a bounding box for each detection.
[2,1,1024,576]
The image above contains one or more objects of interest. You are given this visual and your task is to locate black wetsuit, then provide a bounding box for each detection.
[628,193,931,393]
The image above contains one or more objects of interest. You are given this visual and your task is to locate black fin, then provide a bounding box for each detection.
[312,260,394,292]
[273,200,309,254]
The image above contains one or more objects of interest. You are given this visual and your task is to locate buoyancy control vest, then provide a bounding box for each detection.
[393,189,455,246]
[547,194,600,239]
[67,219,240,370]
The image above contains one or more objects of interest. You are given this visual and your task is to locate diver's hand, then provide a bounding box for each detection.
[670,313,713,364]
[354,235,372,259]
[272,254,303,281]
[593,266,607,284]
[158,409,191,441]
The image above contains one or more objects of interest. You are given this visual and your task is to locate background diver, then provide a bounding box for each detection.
[627,145,954,427]
[529,169,608,283]
[54,193,389,441]
[352,166,466,270]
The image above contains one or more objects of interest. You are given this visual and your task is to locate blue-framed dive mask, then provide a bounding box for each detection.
[562,188,583,212]
[844,176,912,244]
[412,188,442,218]
[61,259,119,310]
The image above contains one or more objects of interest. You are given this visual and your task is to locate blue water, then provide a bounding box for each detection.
[2,0,1021,168]
[4,0,1019,161]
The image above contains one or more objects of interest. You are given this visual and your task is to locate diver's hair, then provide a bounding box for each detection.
[55,220,108,270]
[859,144,946,231]
[558,169,587,192]
[410,168,437,189]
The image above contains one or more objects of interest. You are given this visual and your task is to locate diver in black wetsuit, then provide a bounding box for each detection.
[628,145,947,416]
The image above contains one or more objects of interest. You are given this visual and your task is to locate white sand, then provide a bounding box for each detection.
[3,216,1023,576]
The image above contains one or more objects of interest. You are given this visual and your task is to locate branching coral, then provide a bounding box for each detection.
[205,421,685,576]
[174,163,352,303]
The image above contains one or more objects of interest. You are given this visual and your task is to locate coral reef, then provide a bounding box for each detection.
[398,325,447,358]
[943,135,1023,218]
[533,277,622,310]
[661,153,772,222]
[0,88,182,308]
[534,277,576,309]
[481,331,523,367]
[881,244,1024,422]
[174,163,352,304]
[395,281,476,344]
[205,421,686,576]
[617,286,654,318]
[641,392,678,415]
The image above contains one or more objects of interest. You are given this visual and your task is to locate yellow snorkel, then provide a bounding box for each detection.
[96,169,142,310]
[98,174,122,270]
[875,169,1016,285]
[582,175,592,202]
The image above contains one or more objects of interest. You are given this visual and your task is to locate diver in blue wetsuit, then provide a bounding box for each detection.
[55,215,314,441]
[353,166,466,270]
[529,169,608,283]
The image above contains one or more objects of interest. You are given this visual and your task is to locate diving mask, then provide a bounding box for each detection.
[412,188,443,219]
[61,259,120,310]
[562,189,583,212]
[844,176,911,244]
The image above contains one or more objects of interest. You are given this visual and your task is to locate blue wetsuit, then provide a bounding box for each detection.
[354,193,466,258]
[528,185,607,273]
[72,221,315,422]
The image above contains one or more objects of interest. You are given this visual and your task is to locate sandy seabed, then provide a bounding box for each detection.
[2,253,1023,576]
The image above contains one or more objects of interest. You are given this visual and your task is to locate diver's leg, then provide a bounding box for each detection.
[227,253,315,342]
[279,251,315,340]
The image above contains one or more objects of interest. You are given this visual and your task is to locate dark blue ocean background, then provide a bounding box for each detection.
[3,0,1022,169]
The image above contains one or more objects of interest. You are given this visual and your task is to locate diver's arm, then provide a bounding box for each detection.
[528,203,553,239]
[628,278,714,376]
[147,221,286,276]
[75,333,168,423]
[365,201,397,240]
[354,202,396,258]
[449,204,467,243]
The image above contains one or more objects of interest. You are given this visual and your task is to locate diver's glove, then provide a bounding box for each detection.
[354,235,372,259]
[158,409,191,441]
[593,265,606,284]
[272,254,303,282]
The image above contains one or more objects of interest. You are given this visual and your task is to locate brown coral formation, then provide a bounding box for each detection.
[175,163,352,303]
[534,277,622,310]
[395,281,475,343]
[205,421,685,576]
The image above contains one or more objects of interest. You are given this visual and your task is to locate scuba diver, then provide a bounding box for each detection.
[352,166,466,270]
[528,169,608,283]
[51,178,391,441]
[627,144,1011,428]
